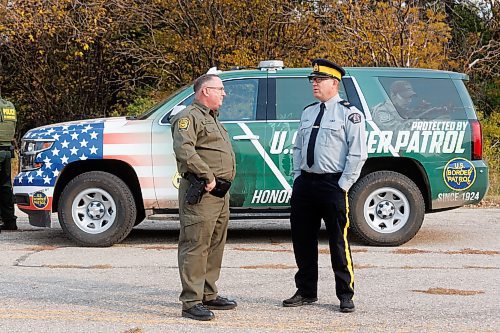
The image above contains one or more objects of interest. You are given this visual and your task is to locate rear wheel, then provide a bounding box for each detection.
[58,171,137,247]
[349,171,425,246]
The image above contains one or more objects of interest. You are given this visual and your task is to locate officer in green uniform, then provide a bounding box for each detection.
[170,74,236,321]
[0,98,18,231]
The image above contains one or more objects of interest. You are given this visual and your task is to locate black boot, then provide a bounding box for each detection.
[0,222,18,230]
[283,291,318,307]
[182,304,215,321]
[340,298,355,313]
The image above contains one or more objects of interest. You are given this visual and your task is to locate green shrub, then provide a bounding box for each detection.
[479,111,500,197]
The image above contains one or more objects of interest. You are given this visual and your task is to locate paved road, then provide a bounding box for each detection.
[0,208,499,333]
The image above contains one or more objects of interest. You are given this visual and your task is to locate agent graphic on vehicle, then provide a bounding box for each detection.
[372,80,417,130]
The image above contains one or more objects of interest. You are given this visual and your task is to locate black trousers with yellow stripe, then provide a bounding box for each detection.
[290,172,354,301]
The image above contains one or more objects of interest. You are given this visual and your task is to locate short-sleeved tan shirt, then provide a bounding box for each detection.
[171,101,235,183]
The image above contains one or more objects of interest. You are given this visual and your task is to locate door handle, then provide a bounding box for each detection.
[233,135,260,140]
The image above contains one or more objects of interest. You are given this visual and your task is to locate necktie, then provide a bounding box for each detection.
[306,102,325,167]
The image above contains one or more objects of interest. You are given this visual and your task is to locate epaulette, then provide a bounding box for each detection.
[339,100,352,108]
[303,102,319,110]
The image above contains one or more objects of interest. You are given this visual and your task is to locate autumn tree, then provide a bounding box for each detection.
[0,0,497,130]
[309,0,452,68]
[443,0,498,114]
[124,0,322,94]
[0,0,147,135]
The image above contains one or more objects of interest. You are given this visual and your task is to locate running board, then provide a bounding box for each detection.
[148,208,291,221]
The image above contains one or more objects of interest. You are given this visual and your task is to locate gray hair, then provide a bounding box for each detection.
[193,74,220,93]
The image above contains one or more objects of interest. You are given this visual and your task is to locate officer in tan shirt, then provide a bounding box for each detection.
[170,74,236,321]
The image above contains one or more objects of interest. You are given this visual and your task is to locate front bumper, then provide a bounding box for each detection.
[18,207,52,227]
[14,192,53,228]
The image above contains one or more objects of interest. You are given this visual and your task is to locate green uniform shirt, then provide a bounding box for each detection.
[171,101,235,183]
[0,99,17,148]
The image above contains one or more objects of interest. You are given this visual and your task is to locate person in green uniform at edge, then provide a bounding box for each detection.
[0,97,18,231]
[170,74,237,321]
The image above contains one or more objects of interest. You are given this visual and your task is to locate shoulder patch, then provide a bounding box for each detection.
[339,100,352,108]
[178,117,190,131]
[348,113,362,124]
[303,102,319,110]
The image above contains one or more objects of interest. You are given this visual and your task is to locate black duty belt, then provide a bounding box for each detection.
[0,146,11,151]
[182,172,230,184]
[301,170,342,180]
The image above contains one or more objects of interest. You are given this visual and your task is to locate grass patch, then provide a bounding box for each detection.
[123,328,143,333]
[392,248,431,254]
[140,245,177,251]
[42,264,113,269]
[413,287,484,296]
[233,247,291,253]
[318,248,367,255]
[22,245,59,251]
[445,248,500,255]
[354,264,376,269]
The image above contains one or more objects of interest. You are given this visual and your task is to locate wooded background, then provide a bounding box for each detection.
[0,0,498,195]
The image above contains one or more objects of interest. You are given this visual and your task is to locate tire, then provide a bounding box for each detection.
[349,171,425,246]
[58,171,137,247]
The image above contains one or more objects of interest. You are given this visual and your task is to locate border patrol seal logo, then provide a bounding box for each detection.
[178,117,190,131]
[172,171,181,189]
[443,157,476,191]
[32,191,49,209]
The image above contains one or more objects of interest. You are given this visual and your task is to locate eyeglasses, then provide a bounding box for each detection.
[206,86,225,92]
[308,77,332,84]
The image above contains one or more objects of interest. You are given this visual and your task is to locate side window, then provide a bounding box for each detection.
[161,78,259,123]
[376,77,467,121]
[275,77,347,120]
[219,79,259,121]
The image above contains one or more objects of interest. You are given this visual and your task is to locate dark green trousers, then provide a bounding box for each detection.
[0,151,16,225]
[177,178,230,310]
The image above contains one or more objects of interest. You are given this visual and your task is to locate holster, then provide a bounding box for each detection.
[210,178,232,198]
[184,173,206,205]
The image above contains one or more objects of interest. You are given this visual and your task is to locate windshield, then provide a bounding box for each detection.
[137,85,190,120]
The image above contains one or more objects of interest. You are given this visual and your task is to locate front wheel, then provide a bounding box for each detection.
[349,171,425,246]
[58,171,137,247]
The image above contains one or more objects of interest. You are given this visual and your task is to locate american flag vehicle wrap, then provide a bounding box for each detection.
[13,117,178,212]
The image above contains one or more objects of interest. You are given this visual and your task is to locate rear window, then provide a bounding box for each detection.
[375,77,467,121]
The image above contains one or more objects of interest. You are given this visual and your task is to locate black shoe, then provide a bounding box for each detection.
[0,224,18,231]
[283,292,318,307]
[182,304,215,321]
[203,296,237,310]
[340,298,355,313]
